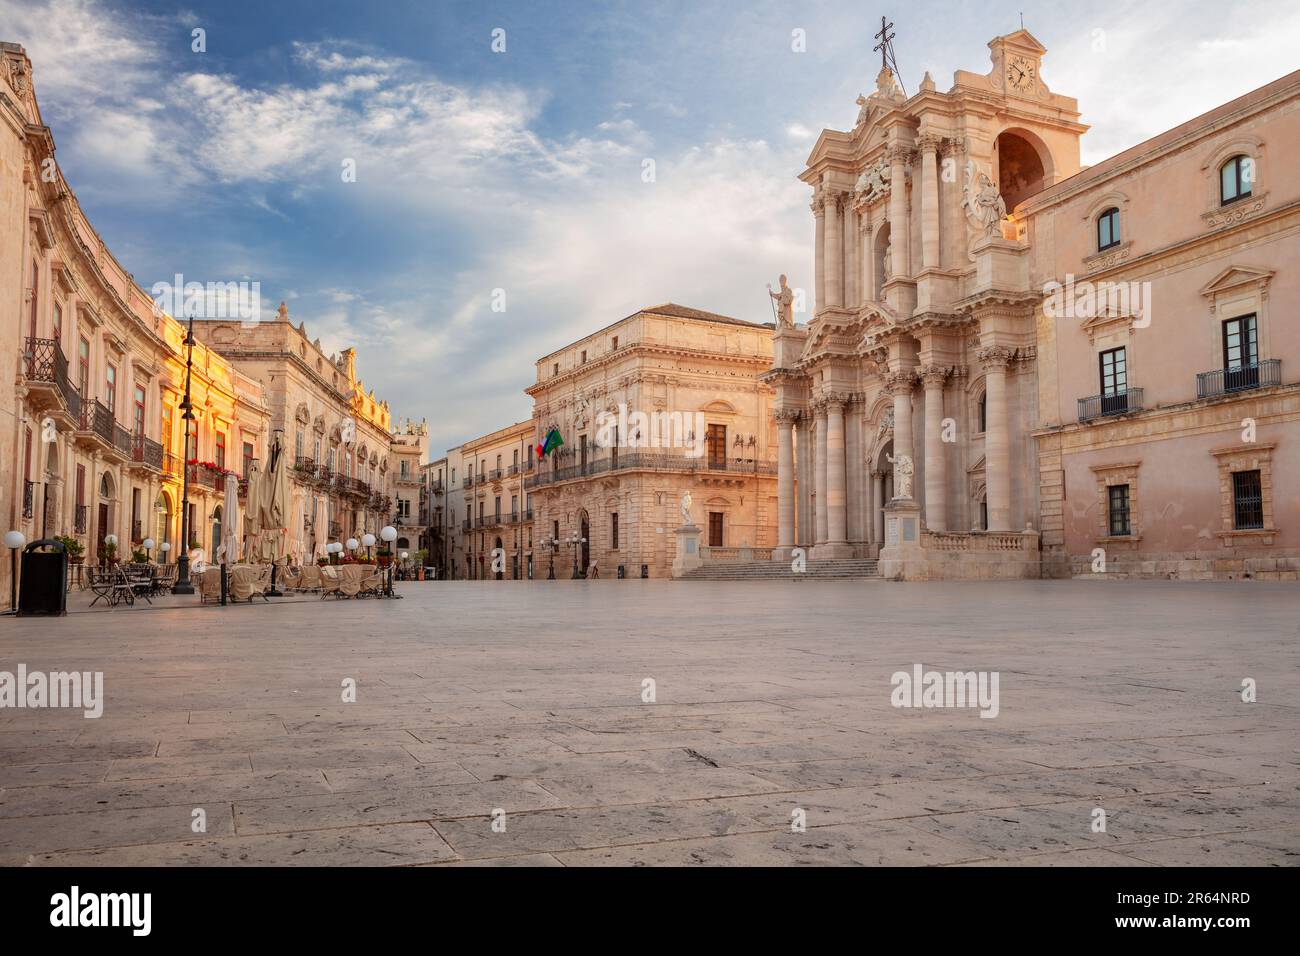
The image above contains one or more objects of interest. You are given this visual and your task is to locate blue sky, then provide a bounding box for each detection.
[3,0,1297,453]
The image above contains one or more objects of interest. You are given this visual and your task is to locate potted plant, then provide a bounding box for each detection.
[55,535,85,564]
[377,545,392,568]
[130,548,149,564]
[98,539,118,567]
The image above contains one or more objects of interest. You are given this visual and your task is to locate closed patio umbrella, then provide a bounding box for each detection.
[221,472,240,565]
[244,459,265,562]
[260,432,292,565]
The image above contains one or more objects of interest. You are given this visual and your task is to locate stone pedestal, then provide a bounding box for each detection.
[671,524,703,578]
[878,498,925,580]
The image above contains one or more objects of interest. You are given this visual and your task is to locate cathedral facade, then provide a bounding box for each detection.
[769,31,1300,580]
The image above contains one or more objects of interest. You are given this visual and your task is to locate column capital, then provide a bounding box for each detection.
[916,132,945,154]
[919,364,950,388]
[977,346,1014,372]
[886,144,915,167]
[884,370,916,395]
[940,136,967,158]
[774,408,801,425]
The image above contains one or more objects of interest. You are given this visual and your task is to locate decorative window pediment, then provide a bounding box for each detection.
[1199,265,1274,302]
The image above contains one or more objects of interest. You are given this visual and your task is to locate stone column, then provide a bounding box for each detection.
[871,471,885,544]
[813,405,828,545]
[887,146,911,281]
[886,371,915,497]
[918,134,941,271]
[921,365,948,532]
[812,194,826,314]
[823,193,842,309]
[776,412,796,557]
[979,347,1013,531]
[844,203,859,308]
[844,400,861,542]
[795,416,811,548]
[824,397,848,552]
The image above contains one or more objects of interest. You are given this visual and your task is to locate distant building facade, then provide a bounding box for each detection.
[526,304,777,578]
[446,420,535,580]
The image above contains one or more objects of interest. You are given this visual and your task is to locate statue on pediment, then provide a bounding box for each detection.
[767,274,795,328]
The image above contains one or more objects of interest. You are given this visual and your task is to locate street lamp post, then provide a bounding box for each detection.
[380,524,400,598]
[567,529,586,579]
[542,535,558,579]
[3,530,26,615]
[362,532,376,563]
[172,315,198,595]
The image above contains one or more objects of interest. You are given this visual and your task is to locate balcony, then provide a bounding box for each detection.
[130,433,163,472]
[462,476,472,489]
[75,399,116,453]
[507,464,519,477]
[293,456,318,481]
[1196,359,1281,399]
[475,473,486,485]
[113,423,134,460]
[431,480,444,494]
[489,468,503,481]
[1077,388,1144,423]
[461,519,471,532]
[524,450,779,489]
[162,452,184,480]
[22,337,81,425]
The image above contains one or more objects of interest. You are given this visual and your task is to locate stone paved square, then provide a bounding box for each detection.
[1,580,1296,866]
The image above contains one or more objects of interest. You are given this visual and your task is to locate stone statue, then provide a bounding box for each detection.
[680,490,693,526]
[886,452,914,499]
[962,161,1007,235]
[767,275,794,328]
[854,93,870,128]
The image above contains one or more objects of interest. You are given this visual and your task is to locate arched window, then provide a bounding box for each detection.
[1220,155,1253,206]
[1097,207,1120,251]
[977,392,987,434]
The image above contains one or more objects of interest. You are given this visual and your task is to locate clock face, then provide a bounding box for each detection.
[1006,55,1036,92]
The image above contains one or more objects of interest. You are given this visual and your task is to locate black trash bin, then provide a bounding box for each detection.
[640,564,649,579]
[18,539,68,617]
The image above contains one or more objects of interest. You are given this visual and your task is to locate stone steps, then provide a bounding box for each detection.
[681,559,881,581]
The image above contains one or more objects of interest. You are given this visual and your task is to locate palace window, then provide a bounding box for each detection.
[1232,470,1263,530]
[977,392,987,434]
[215,432,226,470]
[1099,347,1128,414]
[243,441,254,478]
[53,302,62,344]
[105,364,117,414]
[133,386,146,437]
[706,423,727,468]
[580,350,587,364]
[1222,314,1259,389]
[1097,207,1120,251]
[708,512,723,547]
[78,337,90,397]
[611,512,619,549]
[1220,155,1254,205]
[1108,484,1131,537]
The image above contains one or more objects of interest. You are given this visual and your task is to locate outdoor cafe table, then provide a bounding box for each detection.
[319,563,379,597]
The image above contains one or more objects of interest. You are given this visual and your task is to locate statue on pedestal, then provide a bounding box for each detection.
[886,452,914,499]
[767,275,795,329]
[679,490,693,526]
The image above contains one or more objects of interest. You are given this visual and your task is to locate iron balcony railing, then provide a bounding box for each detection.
[489,468,503,481]
[461,519,471,532]
[525,450,778,489]
[1078,387,1144,423]
[1196,359,1281,399]
[163,452,184,479]
[431,480,444,493]
[475,473,486,485]
[77,399,116,446]
[462,476,473,489]
[113,423,133,457]
[507,464,519,476]
[131,433,163,470]
[23,337,81,418]
[74,504,88,534]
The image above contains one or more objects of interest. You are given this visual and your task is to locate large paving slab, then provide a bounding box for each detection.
[0,579,1297,866]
